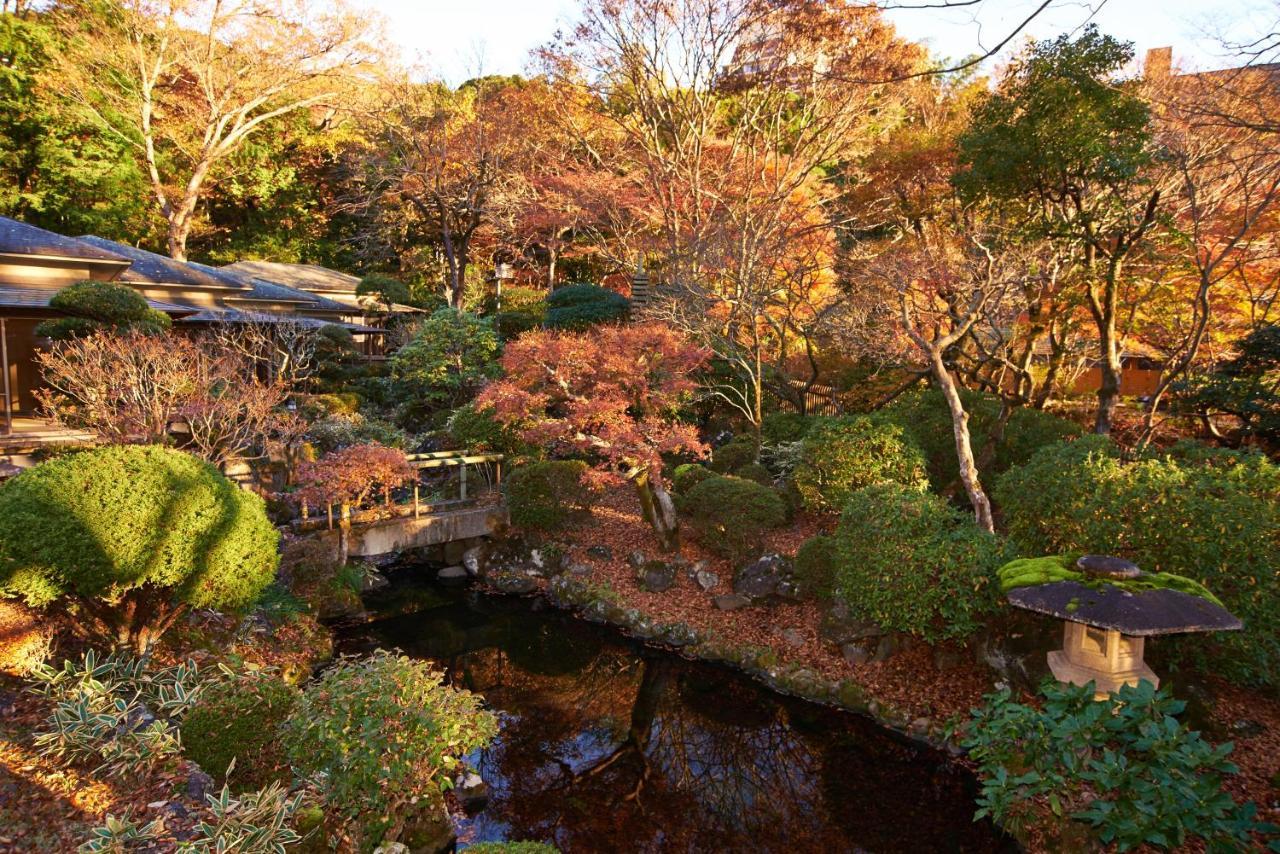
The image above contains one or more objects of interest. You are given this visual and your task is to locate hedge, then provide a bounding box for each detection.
[182,671,299,791]
[544,283,630,330]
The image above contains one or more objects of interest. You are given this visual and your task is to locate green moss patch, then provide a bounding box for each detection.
[997,555,1223,607]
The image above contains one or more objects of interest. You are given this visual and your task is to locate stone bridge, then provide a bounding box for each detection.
[306,503,508,559]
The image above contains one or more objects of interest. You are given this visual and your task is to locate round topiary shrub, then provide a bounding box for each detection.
[794,534,836,600]
[506,460,594,532]
[0,445,280,652]
[733,462,773,486]
[35,280,172,340]
[831,483,1007,642]
[544,283,630,330]
[281,651,497,848]
[445,403,538,462]
[793,417,928,512]
[709,438,757,473]
[182,671,299,791]
[995,435,1280,688]
[671,462,715,496]
[682,475,786,561]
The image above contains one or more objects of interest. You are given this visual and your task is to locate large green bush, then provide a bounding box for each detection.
[760,411,812,444]
[793,416,928,512]
[506,460,594,532]
[831,484,1006,642]
[682,475,786,561]
[874,389,1080,492]
[0,446,279,652]
[35,280,171,340]
[964,681,1265,851]
[281,651,497,849]
[544,283,630,330]
[446,403,538,462]
[995,435,1280,687]
[182,670,299,790]
[389,309,500,426]
[671,462,715,496]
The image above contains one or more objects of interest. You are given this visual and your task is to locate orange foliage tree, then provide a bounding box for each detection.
[296,442,415,561]
[478,324,709,551]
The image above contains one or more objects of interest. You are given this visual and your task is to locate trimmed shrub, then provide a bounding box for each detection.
[964,680,1265,850]
[793,417,928,512]
[35,280,171,340]
[794,534,836,600]
[709,438,757,473]
[464,844,559,854]
[306,414,410,455]
[760,411,812,444]
[682,475,786,561]
[182,671,299,791]
[506,460,594,532]
[831,484,1007,642]
[281,651,497,848]
[671,462,715,496]
[544,283,630,330]
[734,462,773,486]
[995,435,1280,688]
[0,446,279,652]
[875,389,1080,492]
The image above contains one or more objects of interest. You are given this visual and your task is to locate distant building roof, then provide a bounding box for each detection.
[222,260,361,293]
[76,236,238,289]
[194,263,354,313]
[174,306,381,333]
[0,285,195,315]
[0,217,130,265]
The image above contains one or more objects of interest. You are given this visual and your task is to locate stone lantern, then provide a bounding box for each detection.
[1005,555,1242,699]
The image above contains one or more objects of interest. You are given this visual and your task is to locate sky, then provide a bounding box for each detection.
[361,0,1276,84]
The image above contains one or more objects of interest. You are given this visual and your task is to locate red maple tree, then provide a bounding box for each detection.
[478,323,709,551]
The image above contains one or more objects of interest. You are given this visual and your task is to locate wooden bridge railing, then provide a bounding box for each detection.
[296,450,505,532]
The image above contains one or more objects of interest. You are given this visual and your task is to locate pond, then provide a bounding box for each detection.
[337,573,1014,853]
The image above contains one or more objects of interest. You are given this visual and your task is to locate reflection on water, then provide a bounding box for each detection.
[337,577,1013,853]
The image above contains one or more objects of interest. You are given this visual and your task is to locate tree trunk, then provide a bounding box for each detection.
[632,467,680,552]
[928,348,994,533]
[338,502,352,565]
[74,588,188,655]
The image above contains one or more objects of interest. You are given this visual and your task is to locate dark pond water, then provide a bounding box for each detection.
[337,575,1014,854]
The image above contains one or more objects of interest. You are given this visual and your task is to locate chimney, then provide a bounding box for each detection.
[1145,47,1172,80]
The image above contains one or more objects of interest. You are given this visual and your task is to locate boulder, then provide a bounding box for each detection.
[453,769,488,813]
[694,569,720,592]
[819,599,884,645]
[488,567,538,595]
[358,566,390,593]
[437,565,468,582]
[780,627,805,648]
[587,545,613,561]
[462,545,485,576]
[636,560,677,593]
[732,553,793,602]
[713,593,752,611]
[565,561,593,577]
[626,550,647,570]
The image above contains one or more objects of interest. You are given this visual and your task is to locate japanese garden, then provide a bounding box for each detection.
[1,0,1279,851]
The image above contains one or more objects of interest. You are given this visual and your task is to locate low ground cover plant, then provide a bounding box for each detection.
[281,651,497,849]
[963,680,1269,851]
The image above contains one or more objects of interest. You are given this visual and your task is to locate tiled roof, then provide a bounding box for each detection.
[0,217,130,264]
[192,263,353,313]
[76,236,236,289]
[0,286,196,315]
[175,307,381,333]
[222,260,361,293]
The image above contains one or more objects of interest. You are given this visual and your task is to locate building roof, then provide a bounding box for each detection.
[0,217,130,265]
[175,306,381,333]
[0,285,196,315]
[76,236,241,290]
[222,260,361,294]
[194,263,354,313]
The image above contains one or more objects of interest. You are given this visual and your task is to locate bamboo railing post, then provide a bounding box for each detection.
[414,482,420,517]
[459,462,468,500]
